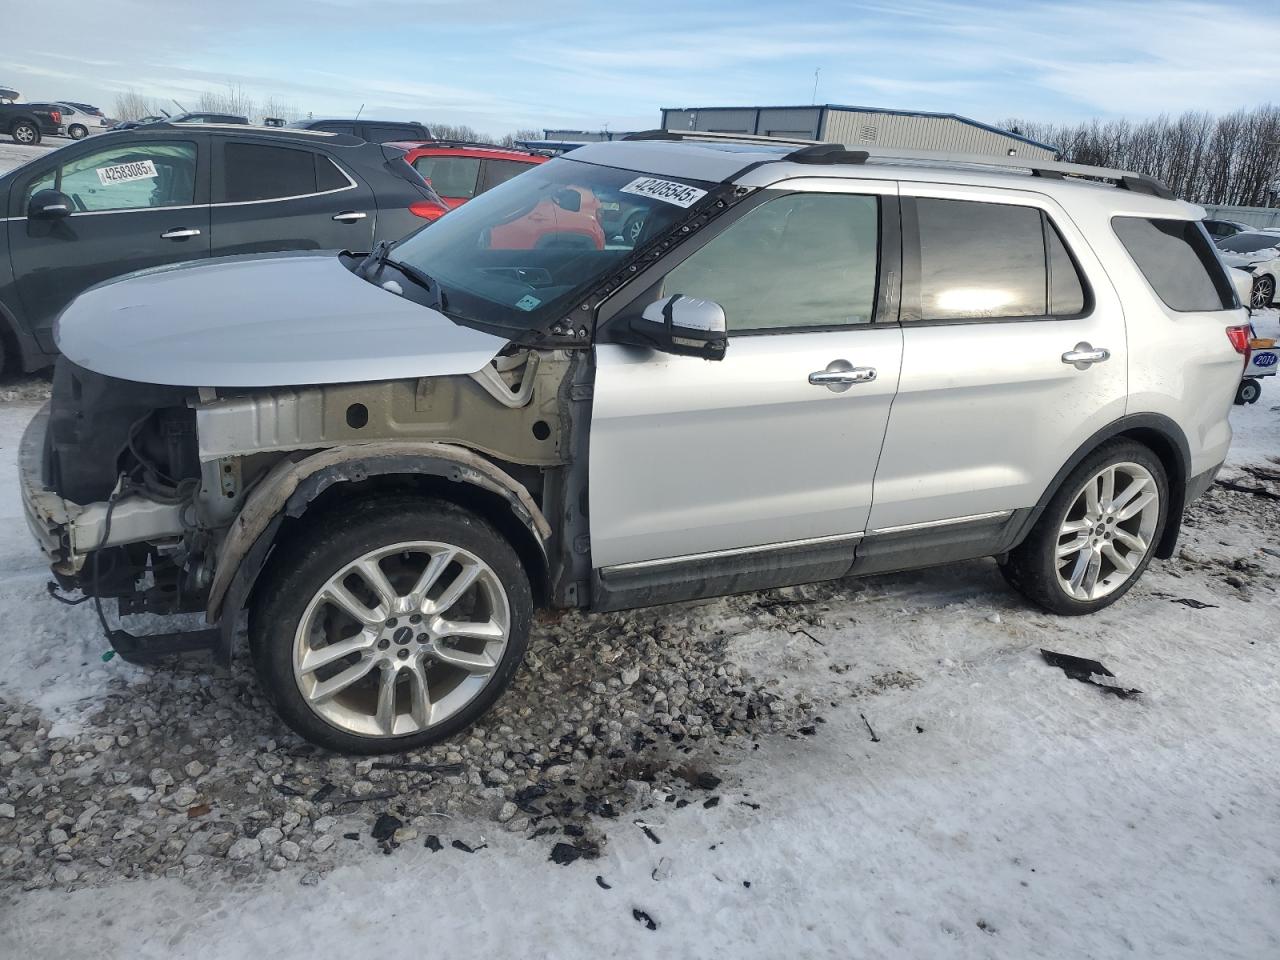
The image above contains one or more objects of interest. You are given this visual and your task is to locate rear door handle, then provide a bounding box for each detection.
[1061,343,1110,368]
[332,211,368,222]
[161,227,201,240]
[809,359,877,392]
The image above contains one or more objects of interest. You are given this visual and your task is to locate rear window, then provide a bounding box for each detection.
[365,124,417,143]
[412,155,480,199]
[1112,217,1236,311]
[1219,232,1280,254]
[225,143,322,201]
[911,198,1088,321]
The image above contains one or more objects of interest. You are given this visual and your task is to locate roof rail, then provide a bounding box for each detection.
[619,130,1174,200]
[781,143,1174,199]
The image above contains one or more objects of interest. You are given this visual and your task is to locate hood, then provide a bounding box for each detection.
[55,252,510,387]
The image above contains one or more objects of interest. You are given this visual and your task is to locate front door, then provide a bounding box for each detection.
[209,139,376,256]
[9,137,209,355]
[590,182,902,572]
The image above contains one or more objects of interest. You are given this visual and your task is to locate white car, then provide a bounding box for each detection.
[1218,231,1280,309]
[55,103,109,140]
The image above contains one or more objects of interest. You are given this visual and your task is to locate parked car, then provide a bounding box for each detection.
[62,101,104,116]
[291,118,432,143]
[0,124,444,372]
[0,101,64,144]
[110,115,168,131]
[1217,231,1280,309]
[396,141,544,214]
[1203,218,1251,241]
[20,136,1246,753]
[55,102,110,140]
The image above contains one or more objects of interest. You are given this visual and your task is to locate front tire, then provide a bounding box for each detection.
[68,124,87,140]
[1001,440,1168,615]
[12,121,39,145]
[250,497,533,754]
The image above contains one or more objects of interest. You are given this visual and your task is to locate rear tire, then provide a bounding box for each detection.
[12,121,39,145]
[1251,275,1275,310]
[250,496,533,754]
[68,124,87,140]
[1000,440,1168,615]
[1237,379,1262,405]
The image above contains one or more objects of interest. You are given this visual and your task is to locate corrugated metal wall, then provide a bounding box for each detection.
[1202,204,1280,229]
[821,110,1056,159]
[660,107,1055,159]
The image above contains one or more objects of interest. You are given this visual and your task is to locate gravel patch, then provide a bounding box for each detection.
[0,596,826,891]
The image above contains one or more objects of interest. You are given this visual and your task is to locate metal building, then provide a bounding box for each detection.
[659,105,1059,159]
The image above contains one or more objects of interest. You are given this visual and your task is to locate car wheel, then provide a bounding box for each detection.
[1251,275,1275,310]
[250,496,533,754]
[1000,440,1167,615]
[12,121,39,145]
[1237,379,1262,405]
[622,212,646,245]
[68,124,87,140]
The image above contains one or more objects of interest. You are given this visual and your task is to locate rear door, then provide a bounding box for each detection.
[209,138,376,255]
[591,180,902,570]
[8,136,210,355]
[867,187,1127,531]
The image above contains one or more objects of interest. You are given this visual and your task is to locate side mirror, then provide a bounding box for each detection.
[552,188,581,213]
[626,294,728,361]
[29,189,72,220]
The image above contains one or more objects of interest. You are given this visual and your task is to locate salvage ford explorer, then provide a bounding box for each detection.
[21,133,1247,753]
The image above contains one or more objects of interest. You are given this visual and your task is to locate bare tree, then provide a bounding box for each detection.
[500,128,542,147]
[1000,104,1280,206]
[198,83,255,120]
[259,96,301,124]
[112,88,168,121]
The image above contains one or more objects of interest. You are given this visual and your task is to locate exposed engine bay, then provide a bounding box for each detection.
[27,348,585,650]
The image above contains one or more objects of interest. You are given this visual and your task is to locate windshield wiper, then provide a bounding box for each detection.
[356,240,446,311]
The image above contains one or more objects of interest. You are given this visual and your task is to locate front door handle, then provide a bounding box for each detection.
[1061,342,1111,369]
[809,359,877,393]
[332,211,367,222]
[161,227,201,240]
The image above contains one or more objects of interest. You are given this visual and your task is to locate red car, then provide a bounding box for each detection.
[395,141,605,249]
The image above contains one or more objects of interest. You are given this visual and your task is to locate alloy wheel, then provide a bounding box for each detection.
[15,125,35,144]
[1055,461,1160,601]
[291,540,511,738]
[1251,276,1274,310]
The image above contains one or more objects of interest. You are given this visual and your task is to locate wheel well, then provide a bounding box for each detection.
[1112,426,1187,559]
[272,473,550,605]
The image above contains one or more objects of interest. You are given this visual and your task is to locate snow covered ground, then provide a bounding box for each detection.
[2,323,1279,958]
[0,141,56,176]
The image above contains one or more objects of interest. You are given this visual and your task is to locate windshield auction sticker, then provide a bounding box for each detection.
[96,159,158,187]
[619,177,707,208]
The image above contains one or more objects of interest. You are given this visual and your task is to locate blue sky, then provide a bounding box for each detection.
[6,0,1278,135]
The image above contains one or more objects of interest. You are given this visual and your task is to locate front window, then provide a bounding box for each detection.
[25,141,197,212]
[388,158,713,334]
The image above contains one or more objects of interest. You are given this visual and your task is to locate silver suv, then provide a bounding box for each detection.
[21,133,1249,753]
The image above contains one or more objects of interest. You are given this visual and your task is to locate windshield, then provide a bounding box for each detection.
[1219,232,1280,254]
[388,157,714,333]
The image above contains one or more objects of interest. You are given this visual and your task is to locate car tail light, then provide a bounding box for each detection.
[1226,325,1251,355]
[409,201,446,221]
[50,110,61,124]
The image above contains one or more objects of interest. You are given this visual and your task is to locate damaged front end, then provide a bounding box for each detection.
[22,348,588,664]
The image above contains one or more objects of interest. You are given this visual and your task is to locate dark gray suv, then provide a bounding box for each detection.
[0,124,443,372]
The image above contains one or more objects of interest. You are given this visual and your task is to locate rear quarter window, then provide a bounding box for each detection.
[1112,216,1236,311]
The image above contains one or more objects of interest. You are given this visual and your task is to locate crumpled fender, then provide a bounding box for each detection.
[206,440,551,624]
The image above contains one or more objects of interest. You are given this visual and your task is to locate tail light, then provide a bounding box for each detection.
[409,201,446,221]
[50,110,61,124]
[1226,325,1251,355]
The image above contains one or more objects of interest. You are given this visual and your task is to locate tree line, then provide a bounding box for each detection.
[113,85,541,149]
[1003,104,1280,208]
